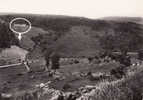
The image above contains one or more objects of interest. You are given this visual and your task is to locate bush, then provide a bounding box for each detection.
[0,59,7,65]
[110,65,126,79]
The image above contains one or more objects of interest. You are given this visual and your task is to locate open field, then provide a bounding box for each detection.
[0,61,119,93]
[1,60,143,100]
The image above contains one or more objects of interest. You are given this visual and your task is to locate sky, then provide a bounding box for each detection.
[0,0,142,19]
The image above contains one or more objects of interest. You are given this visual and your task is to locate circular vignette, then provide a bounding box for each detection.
[9,17,31,34]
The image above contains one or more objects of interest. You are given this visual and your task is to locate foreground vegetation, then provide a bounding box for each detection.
[77,63,143,100]
[1,60,143,100]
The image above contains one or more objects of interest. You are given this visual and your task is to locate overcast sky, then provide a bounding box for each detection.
[0,0,142,19]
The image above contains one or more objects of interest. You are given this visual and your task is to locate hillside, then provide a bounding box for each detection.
[1,14,143,100]
[103,16,143,25]
[0,14,143,58]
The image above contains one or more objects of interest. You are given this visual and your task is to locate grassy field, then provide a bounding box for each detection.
[0,60,119,92]
[1,58,143,100]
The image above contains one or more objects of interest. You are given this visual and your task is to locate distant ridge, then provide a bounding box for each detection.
[103,16,143,25]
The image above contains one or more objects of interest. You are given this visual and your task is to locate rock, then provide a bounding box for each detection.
[50,95,59,100]
[67,94,76,100]
[1,93,12,98]
[30,75,36,79]
[40,83,45,88]
[62,83,71,91]
[72,72,87,78]
[53,74,65,81]
[76,89,97,100]
[85,85,96,89]
[78,85,97,94]
[16,73,24,76]
[57,95,64,100]
[87,72,105,81]
[92,72,104,77]
[35,81,51,88]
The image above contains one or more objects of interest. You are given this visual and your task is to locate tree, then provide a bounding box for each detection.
[99,34,115,56]
[30,32,59,70]
[138,50,143,60]
[50,52,60,70]
[99,22,143,56]
[0,22,19,49]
